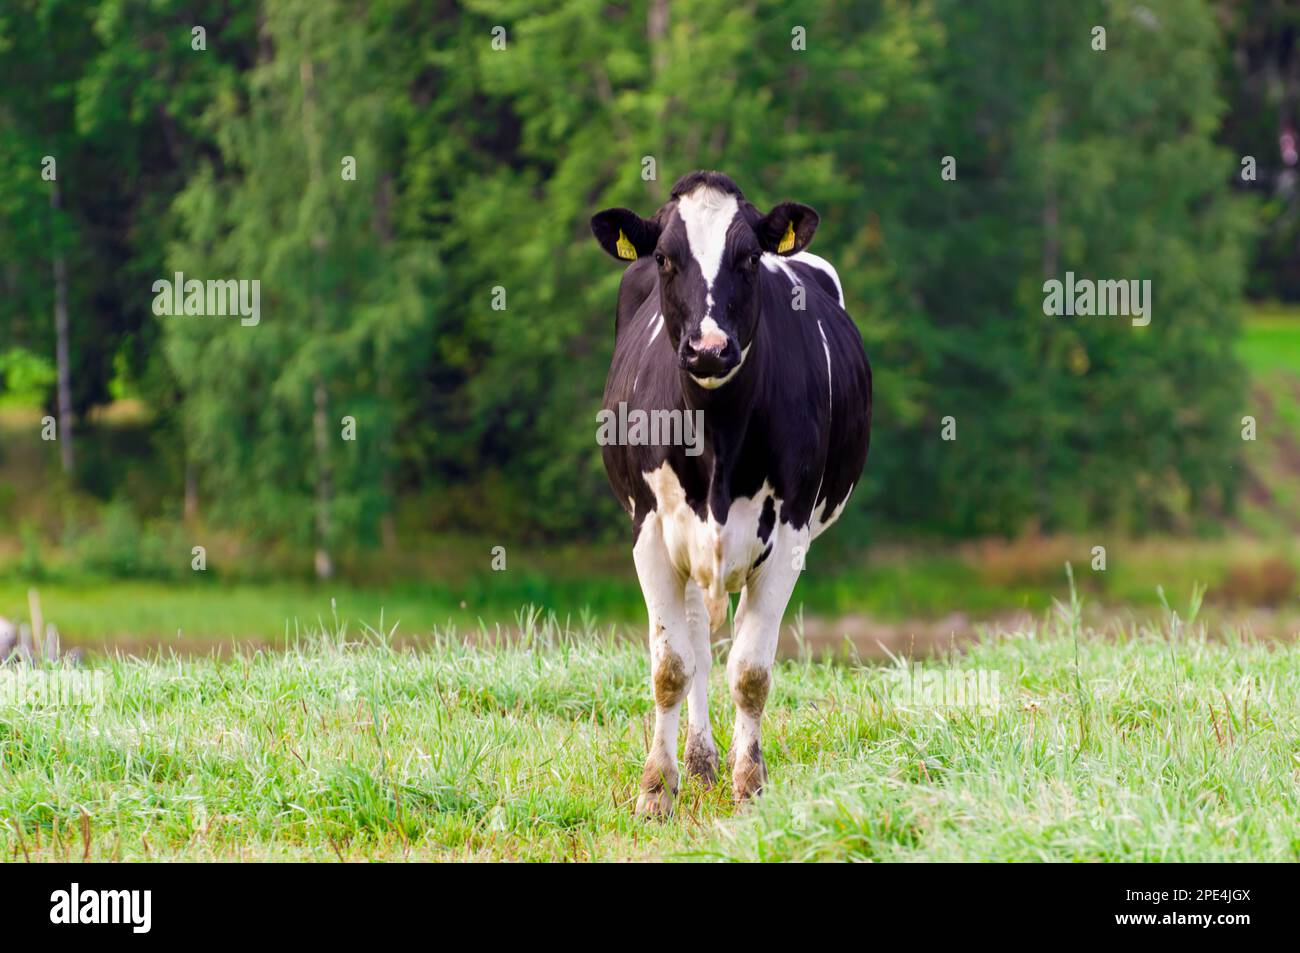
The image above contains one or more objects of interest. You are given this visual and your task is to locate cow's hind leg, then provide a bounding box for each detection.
[727,526,808,802]
[633,514,693,817]
[682,581,719,788]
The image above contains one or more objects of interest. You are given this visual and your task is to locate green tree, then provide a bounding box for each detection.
[893,0,1254,535]
[165,0,434,575]
[1,0,1259,556]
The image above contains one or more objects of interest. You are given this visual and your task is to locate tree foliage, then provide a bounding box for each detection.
[0,0,1261,552]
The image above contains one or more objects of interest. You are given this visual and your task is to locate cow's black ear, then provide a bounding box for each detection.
[591,208,660,262]
[756,202,819,256]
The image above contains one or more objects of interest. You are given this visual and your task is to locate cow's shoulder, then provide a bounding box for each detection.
[761,251,845,309]
[788,251,845,308]
[616,258,659,334]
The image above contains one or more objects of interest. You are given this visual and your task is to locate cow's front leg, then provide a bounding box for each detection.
[633,514,693,817]
[682,581,719,787]
[727,526,808,802]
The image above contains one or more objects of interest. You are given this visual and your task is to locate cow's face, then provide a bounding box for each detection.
[592,173,819,389]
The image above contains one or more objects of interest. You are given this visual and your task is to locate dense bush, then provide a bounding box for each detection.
[69,503,185,581]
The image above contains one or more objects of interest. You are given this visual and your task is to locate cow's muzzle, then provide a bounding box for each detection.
[680,333,741,381]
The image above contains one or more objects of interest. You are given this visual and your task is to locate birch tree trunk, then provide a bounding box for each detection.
[300,54,334,580]
[312,379,334,580]
[184,460,198,521]
[648,0,669,75]
[51,182,74,476]
[375,172,397,553]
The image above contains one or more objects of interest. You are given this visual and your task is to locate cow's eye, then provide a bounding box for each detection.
[748,251,761,268]
[654,252,668,270]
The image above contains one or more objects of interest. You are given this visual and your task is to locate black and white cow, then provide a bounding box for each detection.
[591,171,872,816]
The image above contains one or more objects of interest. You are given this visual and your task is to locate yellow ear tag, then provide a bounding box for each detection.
[615,229,638,260]
[777,221,796,254]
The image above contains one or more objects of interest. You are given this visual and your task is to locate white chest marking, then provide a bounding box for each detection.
[641,462,778,599]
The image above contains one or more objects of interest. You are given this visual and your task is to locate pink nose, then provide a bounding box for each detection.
[696,328,727,352]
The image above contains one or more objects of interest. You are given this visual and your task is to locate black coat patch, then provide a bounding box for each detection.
[757,496,776,542]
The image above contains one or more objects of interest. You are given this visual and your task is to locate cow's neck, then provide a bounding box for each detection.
[680,341,760,511]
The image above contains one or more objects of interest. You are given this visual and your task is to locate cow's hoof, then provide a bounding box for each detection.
[635,787,675,818]
[636,761,678,818]
[684,739,719,789]
[731,742,767,802]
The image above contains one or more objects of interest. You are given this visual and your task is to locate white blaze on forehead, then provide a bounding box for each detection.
[677,187,740,294]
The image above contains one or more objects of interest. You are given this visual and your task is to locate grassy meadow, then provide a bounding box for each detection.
[2,596,1298,862]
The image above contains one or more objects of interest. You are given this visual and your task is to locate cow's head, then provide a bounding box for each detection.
[591,171,818,388]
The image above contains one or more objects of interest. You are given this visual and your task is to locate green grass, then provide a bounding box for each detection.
[2,599,1298,861]
[1236,303,1300,536]
[1237,301,1300,375]
[0,578,635,648]
[5,562,1040,645]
